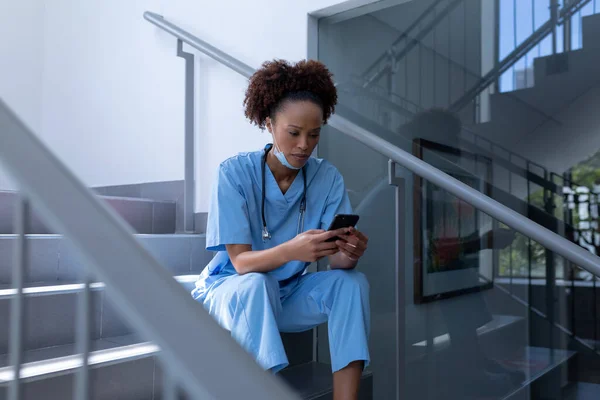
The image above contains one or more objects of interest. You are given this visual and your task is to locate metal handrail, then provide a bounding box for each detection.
[143,12,600,276]
[0,100,299,400]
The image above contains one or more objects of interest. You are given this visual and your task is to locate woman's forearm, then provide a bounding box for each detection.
[227,243,292,275]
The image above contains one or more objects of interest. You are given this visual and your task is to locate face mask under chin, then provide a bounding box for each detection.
[271,135,301,170]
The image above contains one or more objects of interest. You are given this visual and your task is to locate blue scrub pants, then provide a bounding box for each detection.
[199,269,371,373]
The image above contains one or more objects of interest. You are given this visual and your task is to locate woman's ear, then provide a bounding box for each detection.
[265,117,273,134]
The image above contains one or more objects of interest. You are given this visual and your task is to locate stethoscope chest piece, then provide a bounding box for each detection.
[262,226,272,241]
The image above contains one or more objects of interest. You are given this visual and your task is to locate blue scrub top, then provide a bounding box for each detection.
[192,147,352,300]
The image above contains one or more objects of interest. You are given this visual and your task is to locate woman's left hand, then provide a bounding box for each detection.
[335,227,368,261]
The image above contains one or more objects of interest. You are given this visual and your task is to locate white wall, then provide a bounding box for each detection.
[41,0,187,190]
[0,0,45,190]
[158,0,351,211]
[1,0,352,210]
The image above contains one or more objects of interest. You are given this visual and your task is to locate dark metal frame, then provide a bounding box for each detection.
[412,138,494,304]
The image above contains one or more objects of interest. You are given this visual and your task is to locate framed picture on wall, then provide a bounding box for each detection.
[413,138,495,304]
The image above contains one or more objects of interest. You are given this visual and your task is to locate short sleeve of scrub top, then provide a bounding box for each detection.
[320,171,353,230]
[205,164,252,252]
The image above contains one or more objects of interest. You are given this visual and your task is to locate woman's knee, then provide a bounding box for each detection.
[236,272,279,300]
[330,269,370,296]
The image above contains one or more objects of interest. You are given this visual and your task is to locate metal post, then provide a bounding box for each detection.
[564,11,572,52]
[388,160,406,400]
[494,0,500,93]
[513,0,517,90]
[433,7,437,107]
[74,274,92,400]
[544,171,556,352]
[163,368,178,400]
[177,39,195,233]
[447,11,451,106]
[551,0,560,54]
[9,195,29,400]
[510,156,515,293]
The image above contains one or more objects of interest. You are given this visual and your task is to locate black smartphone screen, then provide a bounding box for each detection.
[325,214,360,242]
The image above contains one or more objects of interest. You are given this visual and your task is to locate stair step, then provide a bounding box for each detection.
[0,334,152,373]
[0,274,199,298]
[0,335,357,400]
[0,275,197,355]
[406,345,576,399]
[0,273,314,367]
[564,382,600,400]
[280,362,373,400]
[0,337,159,400]
[0,190,176,234]
[0,233,211,285]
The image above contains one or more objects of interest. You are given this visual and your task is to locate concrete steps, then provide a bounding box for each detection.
[0,191,177,234]
[0,274,370,399]
[0,233,211,286]
[0,227,371,398]
[564,382,600,400]
[0,340,371,400]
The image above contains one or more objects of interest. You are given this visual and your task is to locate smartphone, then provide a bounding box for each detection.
[325,214,360,242]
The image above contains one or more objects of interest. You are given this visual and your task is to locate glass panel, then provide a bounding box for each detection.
[317,122,398,398]
[319,0,600,398]
[516,0,534,46]
[572,10,582,50]
[500,0,516,92]
[582,1,595,16]
[534,0,551,30]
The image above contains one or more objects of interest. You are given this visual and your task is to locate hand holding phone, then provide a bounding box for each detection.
[325,214,360,242]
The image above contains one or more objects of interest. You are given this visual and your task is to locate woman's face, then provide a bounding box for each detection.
[267,100,323,168]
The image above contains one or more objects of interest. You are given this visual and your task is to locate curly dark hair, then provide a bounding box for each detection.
[243,59,337,129]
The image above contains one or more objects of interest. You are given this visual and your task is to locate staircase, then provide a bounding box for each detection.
[0,191,372,399]
[3,2,600,398]
[463,13,600,177]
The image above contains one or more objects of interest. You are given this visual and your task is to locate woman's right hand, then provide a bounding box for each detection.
[283,228,350,263]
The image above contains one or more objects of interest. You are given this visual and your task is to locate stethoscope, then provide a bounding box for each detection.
[261,143,307,241]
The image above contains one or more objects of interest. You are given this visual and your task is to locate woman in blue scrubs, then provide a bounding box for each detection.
[192,59,370,399]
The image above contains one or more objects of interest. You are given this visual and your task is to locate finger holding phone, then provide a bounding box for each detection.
[324,214,368,268]
[284,228,352,263]
[336,227,369,261]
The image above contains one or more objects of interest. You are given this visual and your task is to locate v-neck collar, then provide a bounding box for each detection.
[265,166,303,204]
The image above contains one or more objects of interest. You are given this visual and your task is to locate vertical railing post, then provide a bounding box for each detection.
[177,39,196,233]
[564,8,572,52]
[9,195,29,400]
[163,368,177,400]
[74,274,92,400]
[494,0,500,93]
[543,170,557,357]
[550,0,560,54]
[388,160,406,400]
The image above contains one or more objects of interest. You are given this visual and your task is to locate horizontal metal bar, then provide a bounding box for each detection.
[144,12,254,79]
[328,114,600,276]
[0,100,299,400]
[0,275,198,298]
[0,342,159,383]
